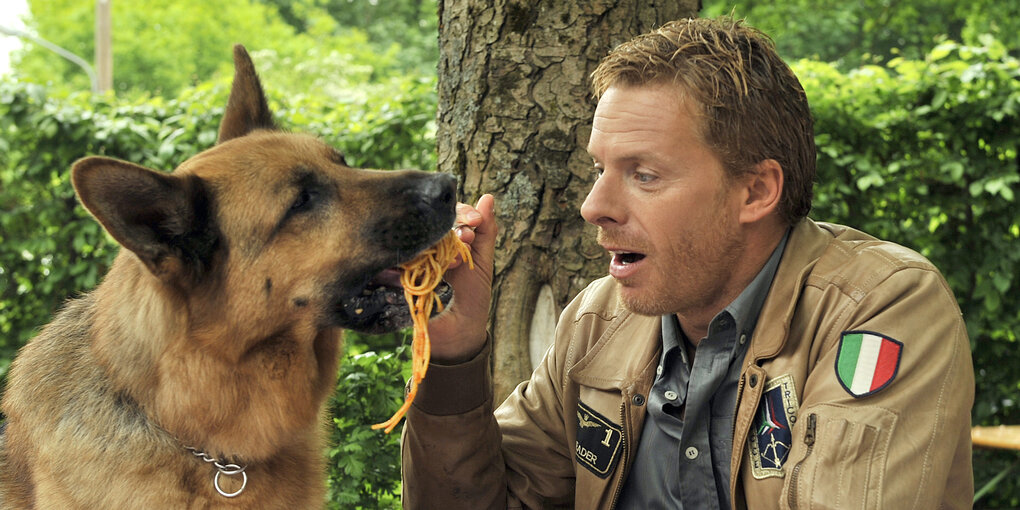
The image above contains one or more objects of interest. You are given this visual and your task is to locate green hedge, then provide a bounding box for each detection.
[2,36,1019,506]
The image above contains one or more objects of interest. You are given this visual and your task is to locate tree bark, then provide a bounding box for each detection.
[438,0,701,400]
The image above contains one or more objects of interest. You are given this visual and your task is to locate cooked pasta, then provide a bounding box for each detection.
[371,230,474,433]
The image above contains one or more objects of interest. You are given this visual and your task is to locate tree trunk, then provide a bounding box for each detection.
[438,0,701,401]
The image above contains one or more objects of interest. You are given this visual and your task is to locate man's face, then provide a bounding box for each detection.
[581,84,746,318]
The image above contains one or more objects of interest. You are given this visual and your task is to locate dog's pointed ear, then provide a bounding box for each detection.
[217,44,276,144]
[72,157,219,284]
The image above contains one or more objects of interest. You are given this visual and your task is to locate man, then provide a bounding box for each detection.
[404,17,974,509]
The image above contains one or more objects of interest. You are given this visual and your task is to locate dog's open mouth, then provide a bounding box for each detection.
[334,267,453,334]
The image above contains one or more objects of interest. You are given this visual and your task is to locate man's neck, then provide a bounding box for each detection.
[678,223,787,346]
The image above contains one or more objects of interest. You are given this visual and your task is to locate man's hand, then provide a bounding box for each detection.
[428,194,496,363]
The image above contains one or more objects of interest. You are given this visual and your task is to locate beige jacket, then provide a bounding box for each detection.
[402,219,974,509]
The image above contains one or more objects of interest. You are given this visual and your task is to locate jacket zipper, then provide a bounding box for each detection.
[607,402,628,510]
[730,372,747,452]
[787,413,817,509]
[727,372,747,502]
[730,367,758,502]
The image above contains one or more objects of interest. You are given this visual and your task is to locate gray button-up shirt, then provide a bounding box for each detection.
[616,231,789,510]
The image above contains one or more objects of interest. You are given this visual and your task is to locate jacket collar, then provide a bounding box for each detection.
[747,218,834,363]
[567,306,661,392]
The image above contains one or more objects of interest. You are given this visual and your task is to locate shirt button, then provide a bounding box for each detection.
[664,390,678,401]
[656,365,663,375]
[739,333,747,345]
[685,446,699,460]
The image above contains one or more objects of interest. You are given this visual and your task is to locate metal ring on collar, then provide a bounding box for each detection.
[214,464,248,498]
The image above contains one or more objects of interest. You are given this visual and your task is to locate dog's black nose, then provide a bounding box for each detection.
[376,171,459,254]
[418,173,457,213]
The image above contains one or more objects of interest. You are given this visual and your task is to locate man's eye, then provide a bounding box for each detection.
[635,172,656,183]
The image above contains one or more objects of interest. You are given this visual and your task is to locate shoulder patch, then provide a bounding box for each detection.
[574,400,623,479]
[836,330,903,398]
[748,374,799,479]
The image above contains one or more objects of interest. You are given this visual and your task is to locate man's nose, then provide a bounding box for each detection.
[580,172,624,227]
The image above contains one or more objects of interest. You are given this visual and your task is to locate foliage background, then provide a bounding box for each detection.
[1,0,1018,507]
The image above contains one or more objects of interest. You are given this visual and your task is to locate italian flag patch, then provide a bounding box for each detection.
[836,331,903,398]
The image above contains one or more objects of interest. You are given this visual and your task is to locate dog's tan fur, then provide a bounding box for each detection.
[0,46,455,508]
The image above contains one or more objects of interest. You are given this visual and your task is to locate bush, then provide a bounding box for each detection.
[327,340,410,509]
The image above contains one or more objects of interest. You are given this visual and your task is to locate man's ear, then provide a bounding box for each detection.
[71,157,219,284]
[217,44,276,144]
[738,158,784,225]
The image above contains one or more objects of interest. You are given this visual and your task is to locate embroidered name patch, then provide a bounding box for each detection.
[748,374,799,479]
[574,401,623,479]
[836,330,903,398]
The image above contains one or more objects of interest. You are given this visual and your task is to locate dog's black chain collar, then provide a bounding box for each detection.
[184,446,248,498]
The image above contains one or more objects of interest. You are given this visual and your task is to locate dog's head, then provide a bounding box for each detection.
[70,45,456,338]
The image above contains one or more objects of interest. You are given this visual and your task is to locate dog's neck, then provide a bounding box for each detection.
[91,254,188,399]
[89,252,338,464]
[183,445,249,498]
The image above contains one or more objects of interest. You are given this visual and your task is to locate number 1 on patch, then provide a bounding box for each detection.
[601,429,613,447]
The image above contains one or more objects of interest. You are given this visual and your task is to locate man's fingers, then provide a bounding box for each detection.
[455,202,483,228]
[472,194,497,245]
[454,224,476,245]
[453,194,495,249]
[428,194,497,362]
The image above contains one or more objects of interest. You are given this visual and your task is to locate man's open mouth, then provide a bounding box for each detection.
[608,250,647,280]
[612,252,646,265]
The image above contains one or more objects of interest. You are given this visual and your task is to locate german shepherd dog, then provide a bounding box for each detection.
[0,46,456,508]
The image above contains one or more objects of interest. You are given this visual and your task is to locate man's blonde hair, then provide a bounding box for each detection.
[591,17,815,224]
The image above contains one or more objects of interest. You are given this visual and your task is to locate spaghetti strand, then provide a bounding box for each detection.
[371,230,474,433]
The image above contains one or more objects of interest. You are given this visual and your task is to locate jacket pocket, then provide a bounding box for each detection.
[782,404,898,510]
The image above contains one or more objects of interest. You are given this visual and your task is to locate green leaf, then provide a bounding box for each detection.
[992,273,1012,294]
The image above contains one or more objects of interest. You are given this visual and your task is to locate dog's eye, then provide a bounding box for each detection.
[290,188,317,213]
